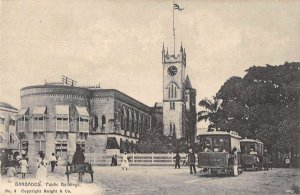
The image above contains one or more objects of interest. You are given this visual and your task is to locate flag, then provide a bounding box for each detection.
[174,3,184,11]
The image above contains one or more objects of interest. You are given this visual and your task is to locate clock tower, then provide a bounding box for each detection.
[162,43,186,138]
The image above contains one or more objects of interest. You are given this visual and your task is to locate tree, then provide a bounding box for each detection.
[215,62,300,152]
[198,97,222,131]
[136,127,190,153]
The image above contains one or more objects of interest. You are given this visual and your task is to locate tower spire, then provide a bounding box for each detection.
[180,41,183,52]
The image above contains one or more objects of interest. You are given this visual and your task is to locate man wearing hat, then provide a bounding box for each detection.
[187,148,196,174]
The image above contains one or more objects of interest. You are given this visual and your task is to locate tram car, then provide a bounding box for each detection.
[240,139,264,171]
[197,131,242,176]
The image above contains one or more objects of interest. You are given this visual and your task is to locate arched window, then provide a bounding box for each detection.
[128,109,132,132]
[126,109,130,131]
[138,114,142,134]
[169,123,176,137]
[121,111,124,130]
[140,116,144,133]
[93,115,98,131]
[136,114,139,133]
[133,111,137,132]
[168,83,178,98]
[144,117,149,130]
[131,111,135,132]
[101,115,106,128]
[173,124,176,136]
[121,106,127,130]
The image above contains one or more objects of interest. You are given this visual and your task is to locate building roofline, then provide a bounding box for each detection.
[21,85,151,113]
[92,89,151,112]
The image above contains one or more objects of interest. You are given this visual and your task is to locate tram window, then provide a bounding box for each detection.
[214,137,229,152]
[200,136,229,152]
[241,145,245,154]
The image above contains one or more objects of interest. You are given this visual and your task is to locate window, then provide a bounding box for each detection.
[169,123,176,136]
[173,124,176,134]
[93,115,98,131]
[121,107,127,130]
[200,136,230,152]
[21,141,29,152]
[76,141,86,153]
[35,141,46,155]
[10,134,14,143]
[18,116,28,131]
[128,110,132,131]
[168,83,178,98]
[9,120,15,126]
[0,118,4,124]
[79,117,89,132]
[170,102,175,110]
[56,117,69,131]
[32,116,45,131]
[102,115,106,128]
[55,141,68,159]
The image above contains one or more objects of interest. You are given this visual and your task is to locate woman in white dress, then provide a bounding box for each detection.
[120,152,129,170]
[19,155,29,178]
[36,151,48,180]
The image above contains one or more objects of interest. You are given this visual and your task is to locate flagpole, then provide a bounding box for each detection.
[173,2,175,56]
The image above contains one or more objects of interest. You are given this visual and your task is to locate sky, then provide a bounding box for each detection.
[1,0,300,128]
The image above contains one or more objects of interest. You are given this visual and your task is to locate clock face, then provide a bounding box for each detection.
[167,66,178,76]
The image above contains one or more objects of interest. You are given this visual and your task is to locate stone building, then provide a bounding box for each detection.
[151,102,163,129]
[17,84,151,165]
[0,102,19,150]
[161,44,197,144]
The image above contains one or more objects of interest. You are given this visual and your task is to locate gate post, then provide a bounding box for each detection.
[133,153,135,165]
[152,152,154,164]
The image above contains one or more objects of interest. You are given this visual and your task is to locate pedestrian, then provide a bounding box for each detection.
[19,154,29,178]
[72,145,85,181]
[231,147,238,176]
[283,151,290,168]
[187,149,196,174]
[55,153,59,166]
[114,155,118,166]
[50,153,57,172]
[173,152,181,169]
[36,151,48,180]
[111,155,117,166]
[121,152,129,170]
[263,149,269,171]
[7,165,17,183]
[182,154,188,166]
[204,144,212,152]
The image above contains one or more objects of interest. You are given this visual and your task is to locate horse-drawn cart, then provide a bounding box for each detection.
[65,162,94,183]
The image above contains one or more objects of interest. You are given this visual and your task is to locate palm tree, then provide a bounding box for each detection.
[198,97,222,131]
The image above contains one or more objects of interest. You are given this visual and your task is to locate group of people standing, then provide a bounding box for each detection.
[111,152,130,170]
[4,150,59,181]
[173,149,197,174]
[6,151,29,180]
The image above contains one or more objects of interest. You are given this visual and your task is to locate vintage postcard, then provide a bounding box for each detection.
[1,0,299,194]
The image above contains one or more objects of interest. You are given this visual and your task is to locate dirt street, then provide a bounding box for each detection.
[0,166,299,195]
[95,166,299,195]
